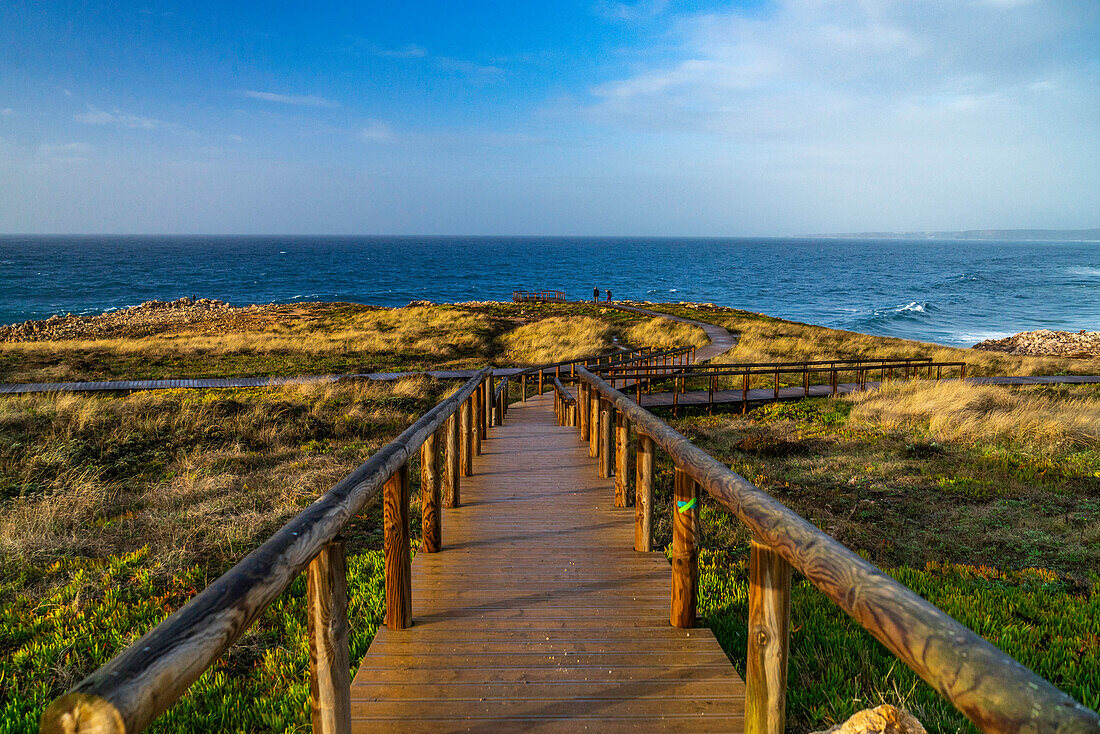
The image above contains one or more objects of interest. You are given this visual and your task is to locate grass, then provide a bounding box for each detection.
[624,316,708,349]
[0,301,664,383]
[637,302,1100,377]
[0,380,448,732]
[7,299,1099,732]
[500,316,616,364]
[642,379,1100,731]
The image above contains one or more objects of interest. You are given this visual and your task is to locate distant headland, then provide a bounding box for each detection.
[806,228,1100,241]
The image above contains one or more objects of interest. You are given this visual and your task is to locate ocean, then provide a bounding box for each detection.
[1,235,1098,347]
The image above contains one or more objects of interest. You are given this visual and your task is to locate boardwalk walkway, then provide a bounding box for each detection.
[641,374,1100,409]
[349,393,745,733]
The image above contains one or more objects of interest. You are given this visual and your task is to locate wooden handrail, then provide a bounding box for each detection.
[574,366,1100,734]
[599,361,967,379]
[598,355,935,373]
[41,368,492,734]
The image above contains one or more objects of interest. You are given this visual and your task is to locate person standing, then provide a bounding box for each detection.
[606,289,612,303]
[593,286,600,303]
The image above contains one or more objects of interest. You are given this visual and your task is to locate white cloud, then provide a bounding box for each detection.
[36,142,93,163]
[359,121,394,142]
[0,108,13,116]
[228,134,244,142]
[241,90,339,107]
[376,44,427,58]
[75,105,164,129]
[596,0,670,21]
[586,0,1098,140]
[436,57,504,78]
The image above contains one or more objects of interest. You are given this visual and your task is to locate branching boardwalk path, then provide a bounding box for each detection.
[350,392,745,733]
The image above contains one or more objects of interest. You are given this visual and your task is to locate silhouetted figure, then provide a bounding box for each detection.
[593,286,600,303]
[606,290,612,303]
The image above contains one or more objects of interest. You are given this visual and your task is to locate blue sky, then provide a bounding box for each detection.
[1,0,1097,235]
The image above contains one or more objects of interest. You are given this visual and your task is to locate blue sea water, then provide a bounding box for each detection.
[1,235,1098,347]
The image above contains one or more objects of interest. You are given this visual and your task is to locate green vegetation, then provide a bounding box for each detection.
[0,382,441,732]
[641,378,1100,731]
[6,300,1099,732]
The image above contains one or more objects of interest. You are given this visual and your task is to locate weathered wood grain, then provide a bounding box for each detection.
[350,393,744,732]
[420,430,442,553]
[670,467,698,629]
[384,464,411,631]
[615,412,629,508]
[443,414,460,509]
[459,399,472,478]
[635,433,654,553]
[40,369,489,734]
[577,366,1100,734]
[745,539,790,734]
[307,539,352,734]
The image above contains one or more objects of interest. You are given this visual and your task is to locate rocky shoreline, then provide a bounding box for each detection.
[973,329,1100,357]
[0,298,270,342]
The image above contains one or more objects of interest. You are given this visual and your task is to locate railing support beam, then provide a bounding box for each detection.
[671,467,698,628]
[598,401,614,478]
[460,398,472,477]
[745,539,792,734]
[615,412,630,508]
[444,414,460,508]
[383,464,411,630]
[635,434,654,552]
[420,428,443,553]
[307,538,351,734]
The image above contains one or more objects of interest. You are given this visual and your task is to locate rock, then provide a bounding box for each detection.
[811,704,926,734]
[973,329,1100,357]
[405,300,434,308]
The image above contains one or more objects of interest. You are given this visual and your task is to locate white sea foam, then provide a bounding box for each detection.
[1067,266,1100,277]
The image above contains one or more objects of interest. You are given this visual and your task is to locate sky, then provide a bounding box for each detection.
[1,0,1098,235]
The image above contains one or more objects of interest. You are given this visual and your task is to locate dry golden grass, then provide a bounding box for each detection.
[0,378,441,578]
[668,306,1100,376]
[624,317,708,349]
[500,316,616,365]
[847,379,1100,452]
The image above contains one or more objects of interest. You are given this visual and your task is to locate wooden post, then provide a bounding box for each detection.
[742,372,749,415]
[831,369,838,396]
[383,464,411,630]
[472,388,482,456]
[421,429,442,553]
[444,414,460,508]
[521,373,527,401]
[615,412,629,508]
[460,399,472,477]
[773,367,779,400]
[599,401,614,478]
[589,395,600,459]
[579,383,589,439]
[745,539,792,734]
[538,369,544,394]
[803,369,809,397]
[485,376,494,428]
[477,383,486,448]
[671,467,698,628]
[635,434,654,552]
[307,538,351,734]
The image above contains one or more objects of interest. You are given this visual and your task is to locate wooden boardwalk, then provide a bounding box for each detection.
[640,375,1100,409]
[350,393,745,733]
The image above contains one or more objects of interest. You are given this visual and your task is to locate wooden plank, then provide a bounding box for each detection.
[307,539,352,734]
[351,393,744,733]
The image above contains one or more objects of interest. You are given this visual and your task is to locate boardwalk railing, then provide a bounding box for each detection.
[509,343,697,401]
[512,289,568,302]
[600,358,967,413]
[572,366,1100,734]
[41,369,498,734]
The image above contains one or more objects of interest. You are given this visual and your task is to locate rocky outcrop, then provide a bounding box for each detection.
[811,705,927,734]
[0,298,263,342]
[973,329,1100,357]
